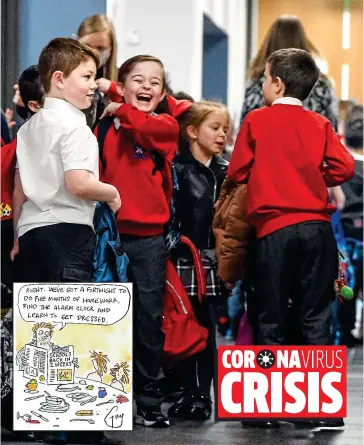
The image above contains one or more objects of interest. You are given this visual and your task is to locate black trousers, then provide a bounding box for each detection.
[121,234,166,410]
[253,222,338,346]
[15,223,95,282]
[1,220,14,307]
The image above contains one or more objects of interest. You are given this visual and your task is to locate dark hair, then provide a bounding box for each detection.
[117,55,166,89]
[18,65,45,115]
[248,15,319,81]
[345,105,363,149]
[267,48,320,101]
[39,37,99,93]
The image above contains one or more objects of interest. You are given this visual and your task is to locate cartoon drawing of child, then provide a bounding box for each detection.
[109,362,130,394]
[86,350,109,383]
[16,323,55,371]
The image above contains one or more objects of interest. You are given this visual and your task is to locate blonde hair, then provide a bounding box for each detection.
[248,15,320,81]
[179,100,231,152]
[77,14,117,81]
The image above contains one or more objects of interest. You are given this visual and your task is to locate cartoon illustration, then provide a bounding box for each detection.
[109,362,130,394]
[25,379,38,392]
[98,387,107,398]
[13,283,133,431]
[17,412,40,424]
[87,350,109,383]
[1,202,12,218]
[16,323,78,385]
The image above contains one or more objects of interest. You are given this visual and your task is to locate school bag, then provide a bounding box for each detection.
[163,235,208,362]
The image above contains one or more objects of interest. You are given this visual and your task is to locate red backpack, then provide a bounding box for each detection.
[163,235,208,363]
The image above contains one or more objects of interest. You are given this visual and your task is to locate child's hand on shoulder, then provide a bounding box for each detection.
[100,102,122,119]
[96,78,111,93]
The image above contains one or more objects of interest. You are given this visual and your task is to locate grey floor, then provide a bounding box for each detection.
[2,345,363,445]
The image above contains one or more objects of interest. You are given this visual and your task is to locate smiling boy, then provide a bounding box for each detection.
[13,38,120,283]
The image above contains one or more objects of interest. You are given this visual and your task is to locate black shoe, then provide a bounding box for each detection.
[135,407,170,428]
[184,395,212,421]
[241,420,280,429]
[293,419,345,431]
[167,392,196,419]
[311,419,345,431]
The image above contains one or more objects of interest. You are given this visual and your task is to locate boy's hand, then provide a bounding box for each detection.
[13,84,24,107]
[107,187,121,213]
[10,240,19,262]
[5,108,16,129]
[330,185,346,210]
[100,102,122,119]
[96,78,111,93]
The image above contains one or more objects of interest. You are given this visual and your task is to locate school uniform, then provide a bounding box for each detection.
[96,98,191,411]
[228,97,355,345]
[15,98,98,282]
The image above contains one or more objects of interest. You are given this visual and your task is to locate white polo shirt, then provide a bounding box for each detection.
[16,97,99,237]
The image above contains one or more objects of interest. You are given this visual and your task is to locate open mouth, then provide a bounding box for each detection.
[136,94,152,103]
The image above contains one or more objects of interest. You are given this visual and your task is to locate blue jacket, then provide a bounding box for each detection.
[92,202,128,283]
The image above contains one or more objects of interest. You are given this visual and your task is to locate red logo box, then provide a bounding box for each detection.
[217,346,346,419]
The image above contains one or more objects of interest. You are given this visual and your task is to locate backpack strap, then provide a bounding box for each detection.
[180,235,207,303]
[97,116,115,168]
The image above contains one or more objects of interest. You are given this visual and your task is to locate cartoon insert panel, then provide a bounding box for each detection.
[13,283,133,431]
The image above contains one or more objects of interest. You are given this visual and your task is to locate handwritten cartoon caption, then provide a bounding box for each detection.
[17,284,131,330]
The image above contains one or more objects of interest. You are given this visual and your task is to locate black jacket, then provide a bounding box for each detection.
[174,151,229,250]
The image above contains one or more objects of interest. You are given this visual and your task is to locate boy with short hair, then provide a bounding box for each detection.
[13,37,120,283]
[228,48,354,430]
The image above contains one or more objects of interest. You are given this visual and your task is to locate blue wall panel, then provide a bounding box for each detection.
[19,0,106,73]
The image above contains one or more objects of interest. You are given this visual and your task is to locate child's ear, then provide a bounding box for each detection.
[52,71,64,90]
[274,76,285,95]
[186,125,198,140]
[27,100,41,114]
[158,89,166,103]
[117,82,124,97]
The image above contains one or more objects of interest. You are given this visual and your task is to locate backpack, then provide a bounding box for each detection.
[163,235,208,363]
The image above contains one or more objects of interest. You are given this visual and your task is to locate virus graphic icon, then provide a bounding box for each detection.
[256,349,276,369]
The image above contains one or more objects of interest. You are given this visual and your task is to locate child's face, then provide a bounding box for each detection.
[118,61,166,113]
[191,110,229,156]
[61,59,97,110]
[263,63,283,106]
[78,31,112,67]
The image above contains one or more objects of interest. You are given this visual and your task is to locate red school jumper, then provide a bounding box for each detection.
[1,138,17,221]
[95,97,191,237]
[228,104,355,239]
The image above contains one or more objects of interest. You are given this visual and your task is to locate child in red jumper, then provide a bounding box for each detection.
[95,55,191,428]
[228,49,354,430]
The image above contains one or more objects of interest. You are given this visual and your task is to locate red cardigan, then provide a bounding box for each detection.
[228,104,355,238]
[1,138,17,221]
[95,97,191,237]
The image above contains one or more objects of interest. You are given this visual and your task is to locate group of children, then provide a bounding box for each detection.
[1,34,357,439]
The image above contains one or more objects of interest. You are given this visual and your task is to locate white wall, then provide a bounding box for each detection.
[106,0,248,124]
